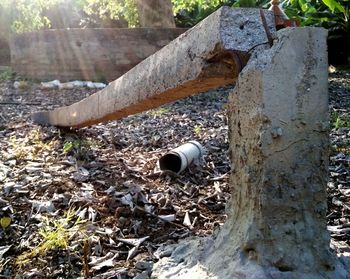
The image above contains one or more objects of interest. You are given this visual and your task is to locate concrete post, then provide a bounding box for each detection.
[152,28,349,279]
[32,8,276,128]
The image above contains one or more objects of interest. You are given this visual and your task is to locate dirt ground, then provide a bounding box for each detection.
[0,68,349,278]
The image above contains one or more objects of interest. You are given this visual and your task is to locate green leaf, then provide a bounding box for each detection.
[63,141,74,153]
[298,0,307,11]
[321,0,345,12]
[235,0,256,7]
[0,217,11,229]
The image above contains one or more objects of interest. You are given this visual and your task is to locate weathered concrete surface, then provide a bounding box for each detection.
[152,28,350,278]
[136,0,176,28]
[32,7,276,128]
[10,28,186,82]
[0,38,10,66]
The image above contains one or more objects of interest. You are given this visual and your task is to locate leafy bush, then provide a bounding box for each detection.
[0,0,59,33]
[283,0,349,39]
[331,110,350,129]
[0,68,15,81]
[172,0,281,27]
[0,0,136,33]
[0,0,348,58]
[81,0,138,27]
[172,0,348,63]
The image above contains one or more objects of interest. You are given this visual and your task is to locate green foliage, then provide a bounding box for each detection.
[282,0,349,37]
[63,141,75,153]
[331,111,350,129]
[82,0,138,27]
[193,125,202,136]
[172,0,227,13]
[172,0,349,43]
[149,107,170,116]
[0,68,15,81]
[16,209,84,265]
[63,138,93,160]
[331,139,350,154]
[172,0,230,27]
[232,0,270,7]
[8,129,56,161]
[0,0,348,48]
[0,0,136,33]
[63,139,84,154]
[322,0,346,13]
[172,0,270,27]
[0,216,11,229]
[0,0,59,33]
[37,217,70,252]
[0,0,85,33]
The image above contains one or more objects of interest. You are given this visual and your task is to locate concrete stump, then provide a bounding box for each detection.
[152,28,349,278]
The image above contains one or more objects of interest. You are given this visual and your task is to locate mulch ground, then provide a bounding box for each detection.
[0,68,349,278]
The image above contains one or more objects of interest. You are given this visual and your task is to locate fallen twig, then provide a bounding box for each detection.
[134,205,189,230]
[0,102,42,106]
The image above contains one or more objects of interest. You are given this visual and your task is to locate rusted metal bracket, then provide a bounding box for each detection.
[260,9,274,47]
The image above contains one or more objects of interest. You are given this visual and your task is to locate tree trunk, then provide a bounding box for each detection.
[135,0,175,28]
[153,27,349,278]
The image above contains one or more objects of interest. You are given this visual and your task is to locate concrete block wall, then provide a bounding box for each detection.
[10,28,186,82]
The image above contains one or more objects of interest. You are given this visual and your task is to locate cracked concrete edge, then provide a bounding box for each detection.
[31,7,276,128]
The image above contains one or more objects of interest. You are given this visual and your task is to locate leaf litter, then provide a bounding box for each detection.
[0,69,349,277]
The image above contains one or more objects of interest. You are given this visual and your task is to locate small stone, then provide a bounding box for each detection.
[6,160,16,167]
[340,189,350,196]
[31,200,56,213]
[134,271,149,279]
[332,197,343,207]
[135,260,153,271]
[271,127,283,138]
[13,81,29,89]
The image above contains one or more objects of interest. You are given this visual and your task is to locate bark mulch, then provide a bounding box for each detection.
[0,68,349,278]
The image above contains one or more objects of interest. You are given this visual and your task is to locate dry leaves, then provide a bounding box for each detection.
[0,80,231,278]
[0,69,349,277]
